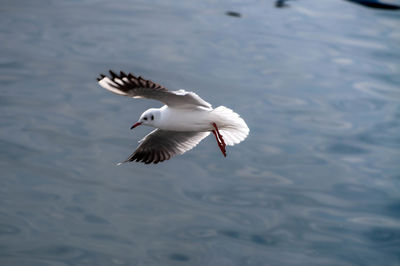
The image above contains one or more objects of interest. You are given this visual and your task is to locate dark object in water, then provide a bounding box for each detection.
[275,0,290,8]
[344,0,400,9]
[225,11,241,17]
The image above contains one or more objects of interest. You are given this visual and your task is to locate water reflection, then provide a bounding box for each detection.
[354,81,400,102]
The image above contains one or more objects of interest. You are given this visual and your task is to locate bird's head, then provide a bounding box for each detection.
[131,108,160,129]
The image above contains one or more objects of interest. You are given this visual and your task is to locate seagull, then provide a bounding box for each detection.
[97,70,249,164]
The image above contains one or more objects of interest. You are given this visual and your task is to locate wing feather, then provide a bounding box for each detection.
[120,129,210,164]
[98,70,212,109]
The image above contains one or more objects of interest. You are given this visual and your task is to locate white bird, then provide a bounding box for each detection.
[97,70,249,164]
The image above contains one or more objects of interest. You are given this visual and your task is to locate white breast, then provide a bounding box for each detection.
[157,106,214,132]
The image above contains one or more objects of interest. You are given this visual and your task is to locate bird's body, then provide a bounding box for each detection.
[149,105,213,132]
[97,70,249,164]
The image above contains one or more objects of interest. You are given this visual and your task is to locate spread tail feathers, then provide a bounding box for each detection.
[212,106,249,146]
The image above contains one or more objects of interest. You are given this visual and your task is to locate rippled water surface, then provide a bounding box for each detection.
[1,0,400,265]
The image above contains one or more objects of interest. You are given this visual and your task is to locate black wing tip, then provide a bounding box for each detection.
[97,74,106,81]
[109,70,118,79]
[99,69,167,92]
[122,150,169,164]
[100,70,138,80]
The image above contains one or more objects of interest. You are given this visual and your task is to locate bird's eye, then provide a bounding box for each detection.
[151,115,154,120]
[143,117,147,121]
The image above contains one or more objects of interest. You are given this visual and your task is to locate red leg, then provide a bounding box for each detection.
[212,123,227,157]
[212,123,226,147]
[212,130,226,157]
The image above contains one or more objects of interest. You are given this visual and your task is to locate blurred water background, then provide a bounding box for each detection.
[1,0,400,265]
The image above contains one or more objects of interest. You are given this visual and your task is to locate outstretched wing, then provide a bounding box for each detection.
[98,70,212,109]
[119,129,210,164]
